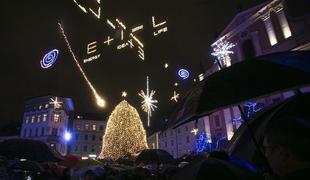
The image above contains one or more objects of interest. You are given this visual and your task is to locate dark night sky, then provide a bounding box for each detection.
[0,0,266,133]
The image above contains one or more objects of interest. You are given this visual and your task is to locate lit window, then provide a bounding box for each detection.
[53,114,60,123]
[37,115,41,123]
[43,114,47,122]
[39,105,42,110]
[85,124,89,130]
[76,124,81,130]
[31,116,35,123]
[25,116,29,124]
[92,124,96,131]
[45,104,49,108]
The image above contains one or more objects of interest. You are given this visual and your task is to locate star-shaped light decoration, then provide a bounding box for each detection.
[121,91,127,97]
[49,97,63,109]
[170,91,180,102]
[138,76,158,127]
[191,128,199,135]
[211,38,236,67]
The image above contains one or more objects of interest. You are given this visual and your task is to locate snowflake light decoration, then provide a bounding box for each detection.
[211,39,236,67]
[49,97,63,109]
[170,91,180,102]
[138,76,158,127]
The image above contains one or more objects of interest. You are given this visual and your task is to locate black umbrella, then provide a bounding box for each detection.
[136,149,174,164]
[0,139,63,162]
[172,51,310,128]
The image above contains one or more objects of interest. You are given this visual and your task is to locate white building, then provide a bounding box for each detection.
[69,113,107,159]
[20,96,74,155]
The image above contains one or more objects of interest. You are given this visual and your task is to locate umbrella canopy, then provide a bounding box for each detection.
[136,149,175,164]
[0,139,63,162]
[72,159,102,171]
[227,92,310,164]
[171,51,310,127]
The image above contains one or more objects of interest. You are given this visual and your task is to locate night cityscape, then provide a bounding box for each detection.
[0,0,309,179]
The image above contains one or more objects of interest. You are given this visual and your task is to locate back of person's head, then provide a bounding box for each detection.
[264,93,310,162]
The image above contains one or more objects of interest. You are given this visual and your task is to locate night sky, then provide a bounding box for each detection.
[0,0,266,133]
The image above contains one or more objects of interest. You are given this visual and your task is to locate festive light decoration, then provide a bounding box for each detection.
[170,91,180,102]
[49,97,62,109]
[174,82,178,86]
[178,69,190,79]
[121,91,127,97]
[244,102,263,118]
[58,23,106,108]
[164,63,169,68]
[191,128,199,135]
[99,100,148,160]
[40,49,59,69]
[138,76,158,127]
[84,41,101,63]
[72,0,101,19]
[211,39,236,67]
[232,116,244,127]
[152,16,168,36]
[195,132,211,153]
[63,131,72,141]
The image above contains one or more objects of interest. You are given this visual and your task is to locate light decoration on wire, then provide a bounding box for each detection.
[195,131,212,153]
[49,97,63,109]
[84,41,101,63]
[40,49,59,69]
[211,39,236,67]
[178,69,190,80]
[138,76,158,127]
[244,102,263,118]
[232,116,244,128]
[99,100,148,160]
[58,23,106,108]
[152,16,168,36]
[191,128,199,135]
[170,91,180,102]
[72,0,101,19]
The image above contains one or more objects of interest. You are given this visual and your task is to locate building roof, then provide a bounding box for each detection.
[24,95,75,111]
[74,112,107,121]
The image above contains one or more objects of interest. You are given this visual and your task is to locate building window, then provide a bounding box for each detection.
[165,142,167,147]
[242,39,256,60]
[185,126,188,132]
[214,115,221,128]
[75,133,79,140]
[170,131,173,136]
[53,114,60,123]
[85,124,89,130]
[91,145,95,152]
[92,135,96,141]
[31,116,35,123]
[75,124,81,130]
[92,124,96,131]
[83,145,87,152]
[25,116,29,124]
[35,128,38,137]
[75,145,78,152]
[41,127,44,136]
[164,132,167,137]
[43,114,47,122]
[186,136,190,143]
[52,128,58,136]
[37,115,41,123]
[99,125,104,130]
[171,140,174,146]
[85,134,88,140]
[23,128,27,137]
[29,129,32,137]
[178,128,181,134]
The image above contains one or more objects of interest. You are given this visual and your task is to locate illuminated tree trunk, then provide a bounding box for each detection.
[99,100,148,160]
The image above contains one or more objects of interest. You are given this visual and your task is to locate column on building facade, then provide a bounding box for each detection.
[262,12,278,46]
[202,116,212,143]
[223,108,234,140]
[275,4,292,39]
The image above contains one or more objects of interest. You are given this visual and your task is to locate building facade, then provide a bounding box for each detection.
[20,96,74,155]
[148,0,310,158]
[68,113,107,159]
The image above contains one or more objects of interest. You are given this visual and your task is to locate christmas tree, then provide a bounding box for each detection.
[99,100,148,160]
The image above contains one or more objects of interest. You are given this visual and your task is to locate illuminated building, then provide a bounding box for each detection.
[68,113,107,159]
[20,96,74,155]
[148,0,310,158]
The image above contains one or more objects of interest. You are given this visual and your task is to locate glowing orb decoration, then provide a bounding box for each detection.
[178,69,190,80]
[121,91,127,97]
[40,49,59,69]
[164,63,169,68]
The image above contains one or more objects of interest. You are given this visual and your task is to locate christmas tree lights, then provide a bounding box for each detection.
[99,100,148,160]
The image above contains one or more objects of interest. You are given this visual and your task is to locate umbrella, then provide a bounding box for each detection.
[136,149,175,164]
[227,92,310,164]
[170,51,310,128]
[72,159,102,171]
[0,139,63,162]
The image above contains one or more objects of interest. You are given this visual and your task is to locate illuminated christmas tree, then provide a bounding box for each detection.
[99,100,148,160]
